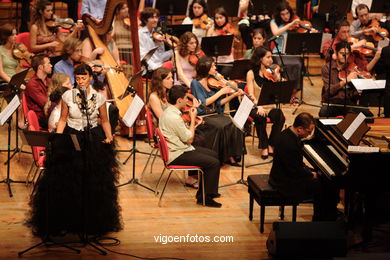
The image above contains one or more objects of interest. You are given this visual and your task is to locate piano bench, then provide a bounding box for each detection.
[248,174,299,233]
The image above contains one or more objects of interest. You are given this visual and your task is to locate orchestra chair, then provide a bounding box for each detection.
[248,174,300,233]
[15,32,31,52]
[25,110,46,194]
[161,61,173,71]
[154,127,205,207]
[140,108,159,179]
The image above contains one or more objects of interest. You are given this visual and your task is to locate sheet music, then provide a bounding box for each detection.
[319,118,343,125]
[348,145,380,153]
[0,95,20,126]
[232,95,254,131]
[343,112,366,140]
[351,79,386,91]
[122,94,144,128]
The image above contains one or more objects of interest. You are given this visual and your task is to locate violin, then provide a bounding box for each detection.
[287,17,315,33]
[263,64,285,82]
[208,72,249,99]
[193,14,214,30]
[348,37,377,56]
[12,43,33,65]
[181,93,204,125]
[46,18,76,30]
[363,19,389,42]
[338,64,372,81]
[188,50,205,66]
[152,28,179,46]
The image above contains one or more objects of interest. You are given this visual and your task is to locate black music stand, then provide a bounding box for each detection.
[370,0,390,13]
[141,46,158,99]
[246,81,295,168]
[207,0,240,17]
[1,69,31,163]
[251,0,281,15]
[229,59,252,80]
[201,35,234,66]
[18,131,81,256]
[166,24,193,39]
[154,0,188,16]
[284,32,323,114]
[318,0,352,32]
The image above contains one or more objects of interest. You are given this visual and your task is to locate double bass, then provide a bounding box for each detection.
[83,0,145,133]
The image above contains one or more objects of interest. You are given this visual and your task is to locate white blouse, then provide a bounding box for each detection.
[62,87,106,131]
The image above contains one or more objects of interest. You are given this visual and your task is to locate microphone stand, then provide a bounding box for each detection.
[325,36,337,118]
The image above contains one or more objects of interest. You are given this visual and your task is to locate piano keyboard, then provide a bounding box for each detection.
[304,144,336,176]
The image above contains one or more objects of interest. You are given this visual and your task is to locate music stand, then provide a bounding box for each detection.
[207,0,240,17]
[229,59,252,80]
[166,24,193,39]
[154,0,188,16]
[284,32,323,113]
[201,35,234,66]
[18,131,81,256]
[246,81,295,168]
[370,0,390,13]
[141,46,158,99]
[318,0,352,31]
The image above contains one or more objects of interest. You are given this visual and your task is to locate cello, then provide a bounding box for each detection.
[82,0,145,134]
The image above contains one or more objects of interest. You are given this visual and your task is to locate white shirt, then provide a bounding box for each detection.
[62,87,106,131]
[48,104,61,132]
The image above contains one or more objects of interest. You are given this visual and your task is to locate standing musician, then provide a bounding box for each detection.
[183,0,212,44]
[190,56,244,165]
[350,4,389,44]
[207,7,237,77]
[80,0,108,23]
[138,7,173,73]
[246,47,285,159]
[159,85,222,208]
[319,41,373,117]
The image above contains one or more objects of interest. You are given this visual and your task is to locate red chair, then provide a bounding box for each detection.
[26,110,46,190]
[154,128,205,207]
[15,32,31,53]
[140,108,159,178]
[161,61,173,71]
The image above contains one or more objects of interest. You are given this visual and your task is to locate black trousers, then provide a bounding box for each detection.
[169,146,220,200]
[250,108,285,149]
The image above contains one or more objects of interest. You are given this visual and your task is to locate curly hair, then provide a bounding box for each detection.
[150,67,171,102]
[178,32,199,57]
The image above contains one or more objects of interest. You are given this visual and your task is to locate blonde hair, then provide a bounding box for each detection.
[44,73,70,116]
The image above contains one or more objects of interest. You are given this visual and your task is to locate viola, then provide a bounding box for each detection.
[263,64,284,82]
[363,19,389,42]
[188,50,205,66]
[12,43,33,65]
[348,37,377,56]
[46,18,76,29]
[193,14,214,30]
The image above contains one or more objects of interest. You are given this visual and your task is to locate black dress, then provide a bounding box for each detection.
[27,88,122,237]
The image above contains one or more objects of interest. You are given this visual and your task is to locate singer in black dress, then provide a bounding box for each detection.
[27,63,122,237]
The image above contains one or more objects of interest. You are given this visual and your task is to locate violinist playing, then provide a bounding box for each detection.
[138,8,173,73]
[269,1,318,54]
[183,0,213,44]
[246,47,285,159]
[191,56,244,166]
[207,7,237,77]
[351,4,389,44]
[174,32,202,88]
[319,41,373,118]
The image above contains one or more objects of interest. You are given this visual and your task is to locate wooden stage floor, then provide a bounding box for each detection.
[0,76,388,259]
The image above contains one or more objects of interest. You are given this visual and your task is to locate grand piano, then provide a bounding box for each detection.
[302,115,390,239]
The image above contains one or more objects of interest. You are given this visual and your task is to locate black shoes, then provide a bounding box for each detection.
[197,197,222,208]
[210,193,221,199]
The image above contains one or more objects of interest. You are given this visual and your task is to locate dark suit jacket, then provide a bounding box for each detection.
[374,46,390,117]
[269,127,314,201]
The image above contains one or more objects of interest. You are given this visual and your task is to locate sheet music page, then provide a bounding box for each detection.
[374,80,386,89]
[351,79,385,90]
[348,145,380,153]
[0,95,20,126]
[319,118,343,125]
[122,95,145,128]
[232,95,254,130]
[343,112,366,140]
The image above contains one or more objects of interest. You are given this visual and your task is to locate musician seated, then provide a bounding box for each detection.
[269,112,340,221]
[159,85,222,208]
[242,28,267,59]
[25,54,53,129]
[350,4,389,43]
[319,41,373,118]
[183,0,212,44]
[139,8,173,75]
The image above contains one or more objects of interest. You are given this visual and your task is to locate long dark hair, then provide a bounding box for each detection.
[195,56,213,80]
[214,7,228,29]
[250,46,271,71]
[150,67,171,101]
[0,24,14,45]
[189,0,208,19]
[74,63,103,91]
[274,1,294,26]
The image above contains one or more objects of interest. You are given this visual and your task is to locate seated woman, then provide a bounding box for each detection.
[183,0,212,44]
[44,72,73,132]
[191,56,244,165]
[243,28,267,59]
[246,47,285,159]
[206,7,237,77]
[174,32,200,88]
[28,63,121,237]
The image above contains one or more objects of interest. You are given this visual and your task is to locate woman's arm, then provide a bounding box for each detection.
[174,51,192,88]
[56,100,68,133]
[0,55,11,82]
[270,19,299,37]
[148,93,164,119]
[29,24,59,53]
[99,102,113,143]
[246,70,258,103]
